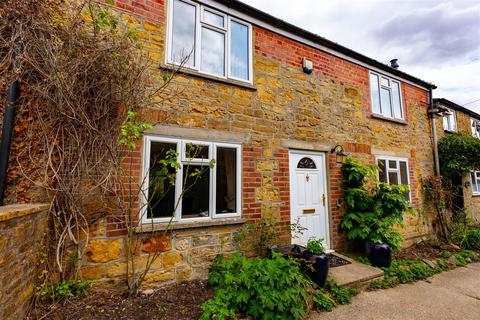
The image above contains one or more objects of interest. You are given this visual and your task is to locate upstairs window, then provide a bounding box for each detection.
[369,71,404,120]
[472,171,480,195]
[377,157,410,201]
[443,108,457,132]
[167,0,252,82]
[472,119,480,139]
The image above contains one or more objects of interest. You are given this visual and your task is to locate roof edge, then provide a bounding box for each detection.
[216,0,437,89]
[434,98,480,119]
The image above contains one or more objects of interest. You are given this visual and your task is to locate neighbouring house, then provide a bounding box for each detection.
[1,0,443,288]
[434,98,480,221]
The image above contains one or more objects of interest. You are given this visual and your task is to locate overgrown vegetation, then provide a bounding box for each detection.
[200,253,358,319]
[37,279,94,303]
[340,158,411,250]
[438,132,480,179]
[200,253,313,320]
[449,223,480,250]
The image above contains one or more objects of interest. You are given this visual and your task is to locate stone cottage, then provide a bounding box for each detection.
[434,98,480,221]
[1,0,445,287]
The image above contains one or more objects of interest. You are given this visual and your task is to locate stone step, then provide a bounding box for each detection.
[328,253,384,291]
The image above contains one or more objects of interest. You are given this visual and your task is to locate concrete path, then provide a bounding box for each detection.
[310,263,480,320]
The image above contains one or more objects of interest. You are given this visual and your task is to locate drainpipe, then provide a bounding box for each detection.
[429,88,441,177]
[0,79,20,205]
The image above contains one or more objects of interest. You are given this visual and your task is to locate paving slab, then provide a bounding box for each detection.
[310,263,480,320]
[328,253,384,290]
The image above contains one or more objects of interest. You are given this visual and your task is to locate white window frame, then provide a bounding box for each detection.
[376,156,411,201]
[141,136,242,224]
[369,71,404,121]
[166,0,253,83]
[443,108,457,132]
[472,118,480,139]
[472,171,480,196]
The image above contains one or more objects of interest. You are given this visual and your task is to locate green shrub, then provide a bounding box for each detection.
[341,158,410,250]
[438,132,480,178]
[306,237,326,255]
[37,279,94,302]
[201,253,312,320]
[325,281,357,305]
[312,290,336,312]
[450,223,480,250]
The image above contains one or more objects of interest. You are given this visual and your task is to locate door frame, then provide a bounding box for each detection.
[288,149,331,250]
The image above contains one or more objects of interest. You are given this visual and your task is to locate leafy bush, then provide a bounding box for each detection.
[325,281,357,305]
[312,290,336,312]
[450,223,480,250]
[37,279,94,302]
[438,132,480,178]
[306,237,326,255]
[201,253,313,320]
[341,158,410,250]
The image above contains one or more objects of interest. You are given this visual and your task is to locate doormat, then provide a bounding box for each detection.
[328,254,351,268]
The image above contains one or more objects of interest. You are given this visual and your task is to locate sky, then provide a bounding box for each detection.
[241,0,480,113]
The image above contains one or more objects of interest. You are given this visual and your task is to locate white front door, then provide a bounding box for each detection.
[289,151,330,249]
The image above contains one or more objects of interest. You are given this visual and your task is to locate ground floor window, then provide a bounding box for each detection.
[377,156,410,200]
[141,136,241,223]
[471,171,480,195]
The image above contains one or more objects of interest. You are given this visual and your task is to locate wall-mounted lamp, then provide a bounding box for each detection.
[302,58,313,74]
[331,145,350,164]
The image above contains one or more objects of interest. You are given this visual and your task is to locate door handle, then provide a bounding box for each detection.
[322,194,326,207]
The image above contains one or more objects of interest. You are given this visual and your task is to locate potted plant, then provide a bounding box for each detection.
[340,158,411,268]
[303,237,329,287]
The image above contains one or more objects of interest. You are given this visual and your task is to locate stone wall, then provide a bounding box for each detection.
[0,204,49,320]
[81,221,243,287]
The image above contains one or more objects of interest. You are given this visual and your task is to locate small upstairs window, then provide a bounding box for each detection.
[443,108,457,132]
[167,0,252,83]
[369,71,404,121]
[472,171,480,195]
[472,119,480,139]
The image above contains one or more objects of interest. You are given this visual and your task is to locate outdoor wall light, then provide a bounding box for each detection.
[331,145,350,164]
[302,58,313,74]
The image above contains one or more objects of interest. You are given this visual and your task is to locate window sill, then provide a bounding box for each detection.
[472,193,480,197]
[444,129,457,134]
[160,64,256,91]
[135,217,246,233]
[371,114,407,125]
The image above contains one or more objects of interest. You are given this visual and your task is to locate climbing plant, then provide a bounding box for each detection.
[340,158,411,250]
[438,132,480,179]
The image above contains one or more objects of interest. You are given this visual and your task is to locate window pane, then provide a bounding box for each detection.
[378,160,387,182]
[400,161,408,185]
[443,115,449,131]
[147,142,177,219]
[171,0,196,66]
[392,81,403,119]
[449,113,456,131]
[473,172,479,193]
[216,147,237,214]
[186,144,209,159]
[388,160,397,169]
[182,165,210,218]
[204,10,224,28]
[230,21,249,80]
[388,171,399,185]
[201,27,225,76]
[370,73,381,114]
[381,77,390,87]
[380,88,393,117]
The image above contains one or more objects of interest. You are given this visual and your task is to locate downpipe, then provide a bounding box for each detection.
[0,80,20,205]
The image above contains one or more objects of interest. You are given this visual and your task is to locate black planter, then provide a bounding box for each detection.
[269,244,329,287]
[302,251,329,287]
[367,242,392,268]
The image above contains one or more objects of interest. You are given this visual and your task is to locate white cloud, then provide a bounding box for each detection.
[241,0,480,113]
